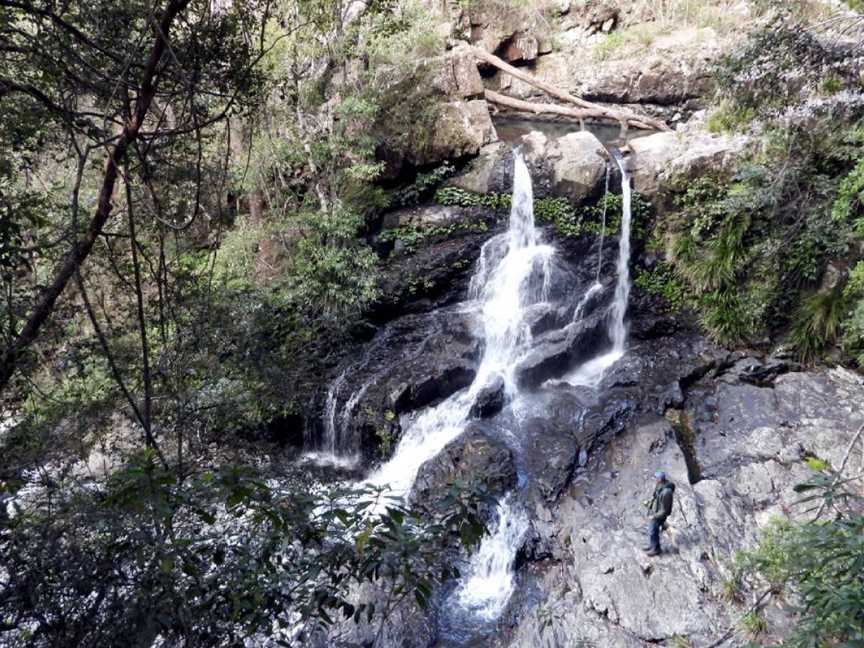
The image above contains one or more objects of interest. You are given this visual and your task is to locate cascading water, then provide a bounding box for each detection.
[453,494,528,620]
[572,281,603,322]
[609,151,632,353]
[595,162,611,284]
[367,152,553,499]
[570,162,611,322]
[563,151,632,387]
[362,152,552,624]
[314,146,636,638]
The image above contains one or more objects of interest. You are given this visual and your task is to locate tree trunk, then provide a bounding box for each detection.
[468,46,670,132]
[0,0,193,396]
[484,89,655,131]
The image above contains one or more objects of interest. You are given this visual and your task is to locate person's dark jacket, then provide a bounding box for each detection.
[650,481,675,521]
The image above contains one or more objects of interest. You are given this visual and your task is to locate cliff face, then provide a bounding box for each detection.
[497,366,864,648]
[314,3,864,646]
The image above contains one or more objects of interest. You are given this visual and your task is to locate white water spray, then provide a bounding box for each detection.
[453,495,528,620]
[563,152,632,387]
[368,152,554,502]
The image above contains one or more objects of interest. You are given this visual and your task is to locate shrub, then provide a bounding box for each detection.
[0,451,488,646]
[735,459,864,646]
[790,286,848,362]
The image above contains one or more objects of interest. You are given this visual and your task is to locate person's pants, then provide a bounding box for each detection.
[648,518,663,551]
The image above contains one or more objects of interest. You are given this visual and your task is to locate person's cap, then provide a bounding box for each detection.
[654,471,666,479]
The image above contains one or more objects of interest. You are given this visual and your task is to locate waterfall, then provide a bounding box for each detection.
[595,162,611,283]
[572,281,603,322]
[569,161,611,321]
[609,151,632,353]
[317,148,636,629]
[368,151,554,496]
[322,368,348,454]
[453,495,528,620]
[563,151,632,387]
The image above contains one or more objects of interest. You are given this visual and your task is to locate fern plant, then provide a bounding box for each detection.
[790,285,849,362]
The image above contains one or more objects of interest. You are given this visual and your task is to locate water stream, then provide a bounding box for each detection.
[314,147,635,634]
[367,152,553,498]
[562,151,632,387]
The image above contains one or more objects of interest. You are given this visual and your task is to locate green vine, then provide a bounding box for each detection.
[381,218,489,254]
[634,264,689,312]
[432,186,650,240]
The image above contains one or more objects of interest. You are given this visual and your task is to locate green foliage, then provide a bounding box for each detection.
[720,571,745,604]
[713,8,836,118]
[842,261,864,365]
[740,609,769,638]
[284,210,380,320]
[669,635,693,648]
[706,100,756,134]
[381,218,489,255]
[657,115,864,347]
[634,264,688,312]
[592,31,628,61]
[662,170,780,343]
[376,410,397,456]
[735,457,864,647]
[820,75,844,95]
[0,451,488,646]
[832,153,864,237]
[392,162,457,208]
[434,187,651,240]
[790,286,848,363]
[435,186,512,210]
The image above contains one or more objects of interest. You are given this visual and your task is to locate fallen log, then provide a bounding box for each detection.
[468,46,670,132]
[484,89,654,132]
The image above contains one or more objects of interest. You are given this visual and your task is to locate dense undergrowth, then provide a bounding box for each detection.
[636,2,864,366]
[0,1,490,645]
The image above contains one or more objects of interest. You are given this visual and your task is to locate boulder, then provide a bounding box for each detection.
[586,54,712,107]
[580,0,619,34]
[468,4,531,55]
[627,131,682,196]
[375,60,497,175]
[469,375,506,418]
[422,100,498,166]
[413,422,518,507]
[433,48,485,99]
[628,123,748,197]
[549,131,609,201]
[504,53,571,99]
[445,142,513,195]
[446,130,608,202]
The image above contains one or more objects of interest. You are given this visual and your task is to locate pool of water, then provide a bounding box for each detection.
[494,117,653,148]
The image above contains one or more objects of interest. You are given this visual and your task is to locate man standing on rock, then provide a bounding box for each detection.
[644,471,675,556]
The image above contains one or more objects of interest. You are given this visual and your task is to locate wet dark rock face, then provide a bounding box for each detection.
[308,196,864,648]
[414,422,518,512]
[514,312,611,388]
[322,304,482,462]
[469,375,506,419]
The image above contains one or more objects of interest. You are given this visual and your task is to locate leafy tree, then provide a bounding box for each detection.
[735,433,864,646]
[0,450,488,646]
